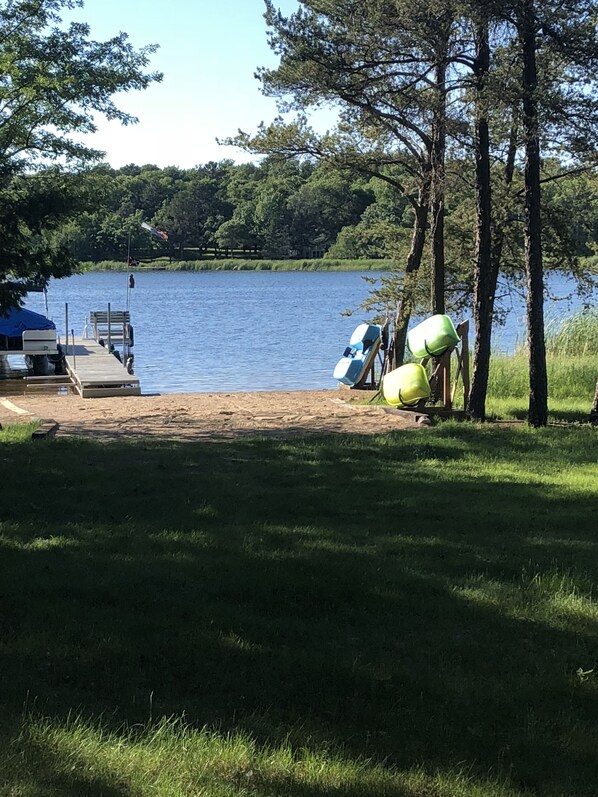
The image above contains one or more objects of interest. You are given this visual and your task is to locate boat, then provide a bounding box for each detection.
[0,306,63,376]
[407,314,459,358]
[382,362,431,407]
[333,323,382,387]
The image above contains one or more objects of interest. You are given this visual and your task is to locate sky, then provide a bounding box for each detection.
[63,0,314,169]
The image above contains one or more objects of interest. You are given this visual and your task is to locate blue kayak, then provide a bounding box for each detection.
[333,323,382,387]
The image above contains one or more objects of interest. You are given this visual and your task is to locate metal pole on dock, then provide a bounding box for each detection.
[64,303,69,356]
[71,329,76,369]
[107,303,111,353]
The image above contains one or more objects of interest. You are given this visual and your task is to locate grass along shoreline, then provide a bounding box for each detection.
[79,255,598,273]
[81,257,395,272]
[485,309,597,421]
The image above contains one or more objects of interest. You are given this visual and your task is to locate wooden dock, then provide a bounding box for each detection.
[65,338,141,398]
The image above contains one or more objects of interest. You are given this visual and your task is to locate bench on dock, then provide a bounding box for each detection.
[87,310,133,347]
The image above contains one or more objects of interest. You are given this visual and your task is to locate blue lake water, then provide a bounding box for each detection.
[24,269,596,395]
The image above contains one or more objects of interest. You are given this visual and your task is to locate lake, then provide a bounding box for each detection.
[24,269,596,395]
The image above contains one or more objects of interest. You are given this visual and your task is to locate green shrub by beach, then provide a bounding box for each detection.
[0,421,37,441]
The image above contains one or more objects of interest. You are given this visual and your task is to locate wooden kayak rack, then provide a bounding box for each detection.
[367,320,471,424]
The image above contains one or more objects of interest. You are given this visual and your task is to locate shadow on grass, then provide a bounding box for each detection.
[546,410,591,424]
[0,424,597,795]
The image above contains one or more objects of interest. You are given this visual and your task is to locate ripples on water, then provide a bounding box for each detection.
[17,269,595,395]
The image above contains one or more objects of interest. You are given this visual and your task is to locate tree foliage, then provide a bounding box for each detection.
[0,0,161,312]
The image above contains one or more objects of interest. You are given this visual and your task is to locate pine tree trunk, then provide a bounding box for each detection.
[468,17,494,422]
[519,0,548,427]
[393,179,430,367]
[470,118,518,419]
[429,59,447,316]
[589,378,598,424]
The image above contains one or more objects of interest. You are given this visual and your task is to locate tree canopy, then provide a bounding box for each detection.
[0,0,161,312]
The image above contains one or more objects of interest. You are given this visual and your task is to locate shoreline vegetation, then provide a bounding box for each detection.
[482,309,597,419]
[80,257,395,272]
[79,255,598,274]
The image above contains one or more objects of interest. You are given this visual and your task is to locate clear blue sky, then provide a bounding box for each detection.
[65,0,310,169]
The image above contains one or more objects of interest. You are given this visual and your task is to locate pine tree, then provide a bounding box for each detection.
[232,0,460,363]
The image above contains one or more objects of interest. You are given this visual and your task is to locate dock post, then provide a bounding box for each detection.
[107,303,111,353]
[64,303,69,356]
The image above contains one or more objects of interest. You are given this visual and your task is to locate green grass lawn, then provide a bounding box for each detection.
[1,420,597,796]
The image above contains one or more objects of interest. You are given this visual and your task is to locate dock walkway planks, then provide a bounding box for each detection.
[65,337,141,398]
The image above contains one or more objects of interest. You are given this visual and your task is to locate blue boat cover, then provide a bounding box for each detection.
[0,307,55,337]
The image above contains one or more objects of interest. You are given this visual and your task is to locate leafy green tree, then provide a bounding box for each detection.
[249,157,304,257]
[47,165,119,260]
[116,165,183,222]
[215,163,264,253]
[0,0,160,312]
[154,164,232,255]
[0,171,91,295]
[288,166,373,256]
[214,218,259,253]
[327,174,411,259]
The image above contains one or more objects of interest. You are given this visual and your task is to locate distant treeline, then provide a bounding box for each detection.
[58,157,598,272]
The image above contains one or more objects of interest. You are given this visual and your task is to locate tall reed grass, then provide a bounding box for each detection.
[487,354,595,399]
[544,310,598,357]
[486,309,597,418]
[80,258,394,272]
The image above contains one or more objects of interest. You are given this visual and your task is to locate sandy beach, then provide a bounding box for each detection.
[0,388,420,440]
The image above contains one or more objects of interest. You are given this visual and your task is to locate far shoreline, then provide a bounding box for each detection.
[78,257,598,276]
[79,257,394,273]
